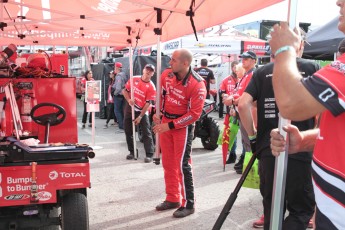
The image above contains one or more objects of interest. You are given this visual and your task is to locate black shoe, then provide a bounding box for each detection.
[126,154,134,160]
[173,207,195,218]
[234,155,244,170]
[144,157,152,163]
[88,123,92,127]
[82,124,85,129]
[236,168,243,174]
[156,201,181,211]
[226,153,237,164]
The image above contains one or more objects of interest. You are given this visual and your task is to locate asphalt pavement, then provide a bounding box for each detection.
[76,99,262,230]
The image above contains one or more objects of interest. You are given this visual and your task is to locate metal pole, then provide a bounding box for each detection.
[269,1,297,228]
[153,8,162,165]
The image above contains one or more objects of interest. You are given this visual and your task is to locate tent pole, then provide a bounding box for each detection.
[153,8,162,165]
[269,0,297,229]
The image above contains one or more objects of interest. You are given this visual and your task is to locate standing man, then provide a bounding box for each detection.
[122,64,156,163]
[223,51,257,174]
[219,61,238,119]
[238,32,319,229]
[112,62,127,131]
[153,49,206,218]
[268,1,345,228]
[195,58,215,99]
[219,61,239,164]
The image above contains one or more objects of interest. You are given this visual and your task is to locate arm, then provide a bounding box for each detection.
[238,92,256,136]
[270,22,325,120]
[172,82,206,129]
[122,88,134,106]
[270,125,318,156]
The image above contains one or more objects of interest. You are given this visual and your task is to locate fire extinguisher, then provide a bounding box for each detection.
[20,93,37,134]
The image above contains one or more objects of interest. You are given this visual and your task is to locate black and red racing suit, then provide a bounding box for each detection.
[159,67,206,209]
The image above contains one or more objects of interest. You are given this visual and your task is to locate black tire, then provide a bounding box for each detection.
[201,117,220,150]
[61,193,89,230]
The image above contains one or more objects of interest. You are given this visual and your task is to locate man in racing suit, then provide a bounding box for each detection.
[153,49,206,218]
[269,4,345,228]
[122,64,156,163]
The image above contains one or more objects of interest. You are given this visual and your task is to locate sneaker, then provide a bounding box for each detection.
[88,124,92,127]
[253,215,264,228]
[156,201,180,211]
[126,154,134,160]
[226,152,237,164]
[307,218,313,229]
[144,157,152,163]
[82,124,85,129]
[103,124,108,129]
[236,168,243,174]
[173,207,195,218]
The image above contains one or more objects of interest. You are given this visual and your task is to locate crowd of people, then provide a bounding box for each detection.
[79,1,344,227]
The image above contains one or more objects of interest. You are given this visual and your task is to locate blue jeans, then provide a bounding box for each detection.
[114,96,124,129]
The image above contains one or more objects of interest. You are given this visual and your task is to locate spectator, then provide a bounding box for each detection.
[223,51,257,174]
[195,58,215,99]
[219,61,238,119]
[219,60,239,164]
[153,49,206,218]
[238,30,319,229]
[122,64,156,163]
[81,70,94,128]
[112,62,127,131]
[268,2,345,228]
[104,71,117,128]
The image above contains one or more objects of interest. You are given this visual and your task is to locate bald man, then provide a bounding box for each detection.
[153,49,206,218]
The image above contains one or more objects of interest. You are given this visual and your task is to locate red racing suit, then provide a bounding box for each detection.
[301,55,345,230]
[159,67,206,208]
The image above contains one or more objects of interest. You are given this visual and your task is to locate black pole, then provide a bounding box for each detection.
[212,151,258,230]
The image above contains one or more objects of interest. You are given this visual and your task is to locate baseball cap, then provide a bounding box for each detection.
[144,64,155,71]
[115,62,122,68]
[239,51,257,60]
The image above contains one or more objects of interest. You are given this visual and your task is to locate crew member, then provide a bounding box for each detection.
[195,58,215,99]
[153,49,206,218]
[122,64,156,163]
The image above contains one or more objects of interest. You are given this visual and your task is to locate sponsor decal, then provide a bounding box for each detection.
[37,191,52,201]
[319,88,335,102]
[49,171,58,180]
[4,194,30,201]
[164,41,179,50]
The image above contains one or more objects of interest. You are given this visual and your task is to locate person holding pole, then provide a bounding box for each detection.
[152,49,206,218]
[268,1,345,229]
[238,29,319,229]
[122,64,156,163]
[81,70,94,128]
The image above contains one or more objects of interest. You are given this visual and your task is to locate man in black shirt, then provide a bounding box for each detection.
[195,59,215,99]
[238,35,318,229]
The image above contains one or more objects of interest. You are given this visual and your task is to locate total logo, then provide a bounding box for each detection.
[49,171,87,180]
[49,171,58,180]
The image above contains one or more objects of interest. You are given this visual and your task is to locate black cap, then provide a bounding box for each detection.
[145,64,155,71]
[239,51,257,60]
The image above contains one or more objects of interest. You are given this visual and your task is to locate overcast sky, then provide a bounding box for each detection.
[228,0,339,29]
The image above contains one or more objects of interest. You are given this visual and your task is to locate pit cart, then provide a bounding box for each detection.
[0,103,95,230]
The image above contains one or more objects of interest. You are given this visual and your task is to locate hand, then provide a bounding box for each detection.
[270,124,302,156]
[153,114,161,124]
[134,116,142,125]
[153,123,169,134]
[128,99,135,106]
[269,22,301,55]
[223,95,234,106]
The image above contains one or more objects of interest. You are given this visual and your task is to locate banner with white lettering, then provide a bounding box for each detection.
[0,163,90,206]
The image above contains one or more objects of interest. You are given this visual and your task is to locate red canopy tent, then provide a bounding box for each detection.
[0,0,283,47]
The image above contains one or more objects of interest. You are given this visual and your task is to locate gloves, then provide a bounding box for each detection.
[249,135,256,153]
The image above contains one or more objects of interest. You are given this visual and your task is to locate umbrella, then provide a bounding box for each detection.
[218,113,239,171]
